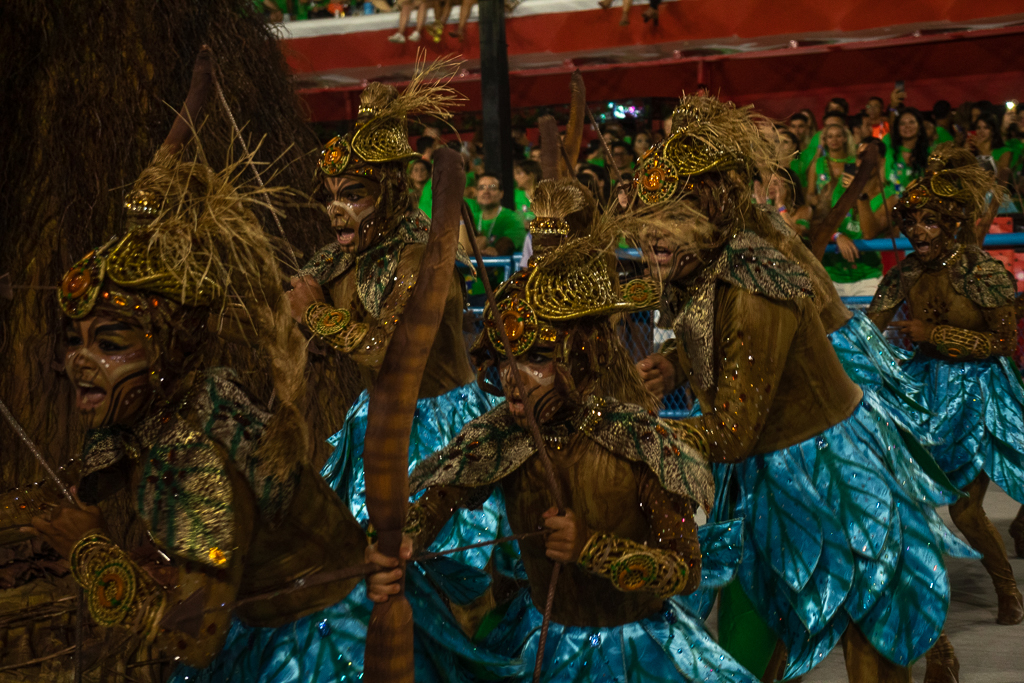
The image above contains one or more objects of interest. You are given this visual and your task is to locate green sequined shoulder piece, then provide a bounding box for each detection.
[586,400,713,511]
[952,246,1016,309]
[867,256,921,314]
[868,247,1015,314]
[133,412,236,570]
[409,402,525,493]
[198,369,297,522]
[669,231,814,394]
[299,212,473,319]
[295,242,355,287]
[719,231,815,302]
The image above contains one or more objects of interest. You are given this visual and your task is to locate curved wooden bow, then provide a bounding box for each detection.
[362,147,465,682]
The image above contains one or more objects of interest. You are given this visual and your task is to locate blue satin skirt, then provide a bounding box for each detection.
[169,382,509,683]
[905,354,1024,502]
[483,585,760,683]
[828,311,931,432]
[321,382,505,572]
[711,391,977,679]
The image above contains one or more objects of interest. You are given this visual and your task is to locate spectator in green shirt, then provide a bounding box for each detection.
[609,140,636,176]
[882,108,929,197]
[468,173,526,255]
[791,111,847,188]
[932,100,956,143]
[513,159,541,220]
[968,112,1012,183]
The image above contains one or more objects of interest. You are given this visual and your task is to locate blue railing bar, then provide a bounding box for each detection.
[825,232,1024,253]
[457,235,1024,272]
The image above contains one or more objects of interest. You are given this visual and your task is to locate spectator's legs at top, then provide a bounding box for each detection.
[449,0,474,39]
[388,0,414,42]
[643,0,660,24]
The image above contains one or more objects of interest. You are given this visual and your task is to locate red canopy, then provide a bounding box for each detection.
[278,0,1024,121]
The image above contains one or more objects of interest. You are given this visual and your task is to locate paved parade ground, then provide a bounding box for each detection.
[703,485,1024,682]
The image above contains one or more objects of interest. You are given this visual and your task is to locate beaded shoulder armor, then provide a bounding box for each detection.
[296,212,473,319]
[78,369,295,570]
[409,396,713,511]
[669,231,814,392]
[869,246,1017,314]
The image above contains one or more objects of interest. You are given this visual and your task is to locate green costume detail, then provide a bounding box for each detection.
[80,369,300,570]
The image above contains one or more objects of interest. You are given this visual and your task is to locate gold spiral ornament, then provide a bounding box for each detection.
[88,560,137,627]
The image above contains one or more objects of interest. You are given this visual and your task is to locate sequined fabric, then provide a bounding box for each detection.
[197,370,297,521]
[869,246,1017,315]
[669,231,815,393]
[169,569,521,683]
[79,369,304,570]
[131,412,236,569]
[410,396,714,511]
[905,355,1024,501]
[828,311,931,432]
[296,213,472,319]
[322,382,505,573]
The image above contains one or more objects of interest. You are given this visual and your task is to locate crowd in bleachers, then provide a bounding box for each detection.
[405,88,1024,295]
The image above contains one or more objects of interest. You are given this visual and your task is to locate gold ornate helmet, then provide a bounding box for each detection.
[473,207,661,409]
[59,152,275,320]
[58,148,285,393]
[316,54,464,180]
[895,143,1003,244]
[634,95,775,207]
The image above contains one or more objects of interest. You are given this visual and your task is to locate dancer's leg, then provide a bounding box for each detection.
[923,632,960,683]
[1009,504,1024,558]
[948,473,1024,624]
[841,624,912,683]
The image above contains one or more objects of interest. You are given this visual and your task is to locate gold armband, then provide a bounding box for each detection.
[70,533,164,633]
[577,532,688,599]
[929,324,992,359]
[303,302,368,353]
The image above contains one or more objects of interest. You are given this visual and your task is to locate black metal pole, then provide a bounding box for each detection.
[478,0,515,210]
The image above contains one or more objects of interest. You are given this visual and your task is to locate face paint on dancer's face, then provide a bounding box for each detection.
[64,316,153,429]
[903,209,954,263]
[323,175,382,254]
[498,343,565,430]
[639,204,713,283]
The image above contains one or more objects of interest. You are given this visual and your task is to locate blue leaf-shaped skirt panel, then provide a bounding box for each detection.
[828,311,932,434]
[482,586,761,683]
[711,392,971,680]
[904,354,1024,503]
[169,382,512,682]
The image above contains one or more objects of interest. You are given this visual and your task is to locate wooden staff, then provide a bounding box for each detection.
[361,147,465,682]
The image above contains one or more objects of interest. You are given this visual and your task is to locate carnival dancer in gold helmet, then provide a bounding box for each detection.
[867,144,1024,631]
[629,94,974,683]
[283,55,510,639]
[365,176,762,682]
[27,103,375,680]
